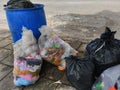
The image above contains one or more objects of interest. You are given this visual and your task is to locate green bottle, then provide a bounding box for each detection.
[96,82,104,90]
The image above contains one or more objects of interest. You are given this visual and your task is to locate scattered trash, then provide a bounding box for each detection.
[13,27,42,86]
[49,80,62,87]
[86,27,120,77]
[4,0,34,9]
[92,64,120,90]
[53,80,62,84]
[65,55,95,90]
[38,26,78,71]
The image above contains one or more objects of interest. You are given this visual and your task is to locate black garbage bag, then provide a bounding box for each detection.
[4,0,34,9]
[66,55,95,90]
[86,27,120,77]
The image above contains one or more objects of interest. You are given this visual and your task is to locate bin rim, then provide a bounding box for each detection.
[4,4,44,11]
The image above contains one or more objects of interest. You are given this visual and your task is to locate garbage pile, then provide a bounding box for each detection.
[65,27,120,90]
[4,0,34,9]
[11,24,120,90]
[13,26,78,86]
[4,0,120,89]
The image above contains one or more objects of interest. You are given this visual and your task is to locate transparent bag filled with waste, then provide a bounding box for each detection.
[13,27,42,86]
[92,65,120,90]
[38,26,78,71]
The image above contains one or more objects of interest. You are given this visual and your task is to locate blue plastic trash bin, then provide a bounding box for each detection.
[4,4,46,43]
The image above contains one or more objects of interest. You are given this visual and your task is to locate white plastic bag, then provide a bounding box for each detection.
[92,65,120,90]
[22,27,36,50]
[38,26,78,71]
[13,27,42,86]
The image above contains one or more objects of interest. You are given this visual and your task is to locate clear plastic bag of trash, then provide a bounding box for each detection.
[38,26,78,71]
[92,64,120,90]
[65,55,95,90]
[13,27,42,86]
[86,27,120,77]
[4,0,34,9]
